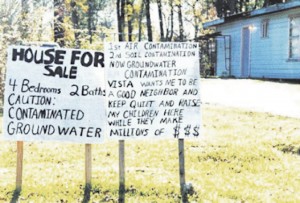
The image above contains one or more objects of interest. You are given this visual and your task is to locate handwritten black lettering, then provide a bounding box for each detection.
[70,50,104,67]
[43,65,77,79]
[21,79,61,94]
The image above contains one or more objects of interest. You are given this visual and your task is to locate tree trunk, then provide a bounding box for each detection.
[263,0,283,7]
[192,2,199,40]
[21,0,29,39]
[263,0,270,7]
[88,0,93,44]
[215,0,223,17]
[54,0,65,47]
[138,0,144,41]
[117,0,125,41]
[239,0,243,12]
[157,0,164,41]
[127,0,134,42]
[228,0,237,14]
[177,0,184,41]
[166,0,174,41]
[145,0,152,41]
[71,1,80,48]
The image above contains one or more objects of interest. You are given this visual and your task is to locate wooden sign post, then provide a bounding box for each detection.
[178,139,188,203]
[85,144,92,188]
[16,141,23,192]
[119,140,125,203]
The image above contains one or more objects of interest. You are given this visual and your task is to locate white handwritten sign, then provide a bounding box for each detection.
[105,42,201,139]
[3,46,106,143]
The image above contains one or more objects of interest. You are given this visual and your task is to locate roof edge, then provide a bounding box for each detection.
[251,1,300,16]
[203,18,225,29]
[203,1,300,29]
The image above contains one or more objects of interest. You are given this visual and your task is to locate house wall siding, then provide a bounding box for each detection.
[215,8,300,79]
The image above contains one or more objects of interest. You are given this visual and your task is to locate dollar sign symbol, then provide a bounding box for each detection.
[184,125,191,137]
[193,126,200,137]
[173,124,180,138]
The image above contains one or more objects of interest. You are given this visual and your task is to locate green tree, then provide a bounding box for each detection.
[58,0,113,48]
[0,0,53,101]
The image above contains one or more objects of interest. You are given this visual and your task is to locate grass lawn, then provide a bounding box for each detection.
[0,104,300,202]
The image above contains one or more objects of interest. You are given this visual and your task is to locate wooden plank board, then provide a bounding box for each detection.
[85,144,92,188]
[178,139,188,203]
[119,140,125,203]
[16,141,23,191]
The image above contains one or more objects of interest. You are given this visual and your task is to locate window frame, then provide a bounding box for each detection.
[289,14,300,60]
[261,19,269,38]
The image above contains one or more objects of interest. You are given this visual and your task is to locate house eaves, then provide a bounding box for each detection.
[203,1,300,29]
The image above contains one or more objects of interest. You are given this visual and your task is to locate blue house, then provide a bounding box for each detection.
[203,1,300,79]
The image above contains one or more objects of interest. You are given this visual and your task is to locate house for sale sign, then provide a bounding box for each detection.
[3,46,106,143]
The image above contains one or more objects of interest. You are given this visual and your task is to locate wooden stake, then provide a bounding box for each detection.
[85,144,92,188]
[119,140,125,203]
[16,141,23,192]
[178,139,188,203]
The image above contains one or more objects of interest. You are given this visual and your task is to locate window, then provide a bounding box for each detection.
[289,15,300,59]
[261,19,269,38]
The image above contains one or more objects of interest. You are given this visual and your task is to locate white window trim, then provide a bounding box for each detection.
[289,14,300,60]
[261,19,269,38]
